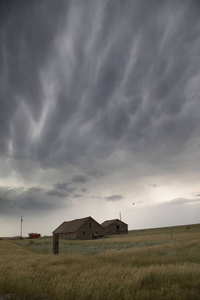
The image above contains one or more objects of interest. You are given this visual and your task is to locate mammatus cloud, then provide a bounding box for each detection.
[105,195,124,202]
[0,0,200,174]
[1,1,200,234]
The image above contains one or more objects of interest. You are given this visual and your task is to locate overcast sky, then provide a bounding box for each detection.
[1,0,200,237]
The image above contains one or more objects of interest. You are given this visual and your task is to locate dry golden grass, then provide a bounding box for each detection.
[0,224,200,299]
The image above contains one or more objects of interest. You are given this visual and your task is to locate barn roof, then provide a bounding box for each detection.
[101,219,128,227]
[53,216,103,234]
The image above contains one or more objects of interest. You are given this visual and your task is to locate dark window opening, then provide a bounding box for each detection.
[83,232,85,234]
[116,225,119,230]
[89,223,92,228]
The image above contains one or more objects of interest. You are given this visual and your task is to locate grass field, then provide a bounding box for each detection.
[0,224,200,299]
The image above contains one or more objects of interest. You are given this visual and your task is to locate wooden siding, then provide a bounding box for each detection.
[59,232,76,239]
[53,217,105,240]
[76,218,105,239]
[102,219,128,235]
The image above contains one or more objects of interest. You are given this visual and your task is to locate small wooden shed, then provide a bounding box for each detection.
[101,219,128,235]
[52,216,105,254]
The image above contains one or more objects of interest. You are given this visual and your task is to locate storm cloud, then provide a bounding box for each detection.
[71,175,89,184]
[0,0,199,172]
[1,0,200,236]
[0,185,69,216]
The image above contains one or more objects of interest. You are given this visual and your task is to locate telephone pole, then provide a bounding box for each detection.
[20,216,23,238]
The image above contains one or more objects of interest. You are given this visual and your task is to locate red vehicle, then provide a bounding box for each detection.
[28,233,41,239]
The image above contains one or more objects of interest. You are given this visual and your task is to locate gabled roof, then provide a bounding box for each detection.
[53,216,104,234]
[101,219,128,227]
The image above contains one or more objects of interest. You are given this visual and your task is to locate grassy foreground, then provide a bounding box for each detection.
[0,224,200,299]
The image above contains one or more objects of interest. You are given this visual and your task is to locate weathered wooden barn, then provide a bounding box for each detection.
[101,219,128,235]
[53,216,105,240]
[52,216,105,254]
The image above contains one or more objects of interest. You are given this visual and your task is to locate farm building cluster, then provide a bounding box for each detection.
[52,216,128,254]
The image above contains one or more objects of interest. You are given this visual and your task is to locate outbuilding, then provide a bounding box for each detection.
[52,216,105,254]
[101,219,128,235]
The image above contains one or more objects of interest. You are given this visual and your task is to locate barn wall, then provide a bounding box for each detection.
[76,218,105,240]
[59,232,76,239]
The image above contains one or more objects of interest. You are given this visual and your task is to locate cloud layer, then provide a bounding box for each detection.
[1,1,200,235]
[1,0,200,173]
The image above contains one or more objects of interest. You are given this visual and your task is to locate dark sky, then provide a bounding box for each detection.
[0,0,200,236]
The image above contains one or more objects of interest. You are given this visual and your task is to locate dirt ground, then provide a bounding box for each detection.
[0,294,40,300]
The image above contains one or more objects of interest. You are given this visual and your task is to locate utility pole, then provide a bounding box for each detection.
[119,212,121,220]
[20,216,23,238]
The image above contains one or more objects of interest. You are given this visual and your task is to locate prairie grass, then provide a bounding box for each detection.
[0,224,200,299]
